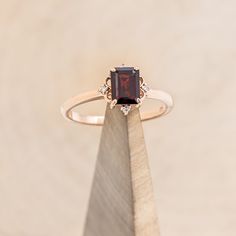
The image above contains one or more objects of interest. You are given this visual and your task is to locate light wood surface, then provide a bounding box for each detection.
[83,105,159,236]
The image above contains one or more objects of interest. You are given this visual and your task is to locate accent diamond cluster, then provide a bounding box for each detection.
[120,105,131,116]
[98,84,109,95]
[141,83,150,93]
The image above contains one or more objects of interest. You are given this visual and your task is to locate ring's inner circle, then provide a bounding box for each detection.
[139,99,164,113]
[69,98,166,125]
[72,99,106,117]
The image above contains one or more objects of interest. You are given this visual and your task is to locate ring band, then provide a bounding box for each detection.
[61,66,173,125]
[61,89,173,126]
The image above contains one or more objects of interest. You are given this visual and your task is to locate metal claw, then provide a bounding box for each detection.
[135,98,142,108]
[110,99,117,109]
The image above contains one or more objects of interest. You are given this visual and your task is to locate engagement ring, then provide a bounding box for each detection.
[61,66,173,125]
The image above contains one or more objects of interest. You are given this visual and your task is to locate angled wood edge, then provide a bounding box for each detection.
[83,104,160,236]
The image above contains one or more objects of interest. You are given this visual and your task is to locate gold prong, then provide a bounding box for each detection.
[106,77,111,87]
[139,77,144,86]
[110,99,117,109]
[135,98,142,108]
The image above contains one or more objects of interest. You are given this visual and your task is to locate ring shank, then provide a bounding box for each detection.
[61,90,173,125]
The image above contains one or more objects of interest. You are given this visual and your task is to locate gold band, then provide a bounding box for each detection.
[61,89,173,126]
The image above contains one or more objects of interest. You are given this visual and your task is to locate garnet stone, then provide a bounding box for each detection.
[111,67,140,104]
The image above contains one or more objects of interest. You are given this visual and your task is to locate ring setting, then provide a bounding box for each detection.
[61,66,173,125]
[98,67,150,115]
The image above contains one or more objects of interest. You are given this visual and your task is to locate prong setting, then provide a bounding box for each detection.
[135,98,143,108]
[110,99,117,109]
[98,67,151,116]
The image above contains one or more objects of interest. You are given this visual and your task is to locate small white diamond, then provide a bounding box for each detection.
[98,84,108,95]
[141,83,150,93]
[121,105,131,116]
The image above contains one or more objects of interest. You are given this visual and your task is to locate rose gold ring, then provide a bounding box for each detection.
[61,66,173,126]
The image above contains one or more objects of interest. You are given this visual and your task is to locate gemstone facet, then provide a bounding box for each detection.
[111,67,140,104]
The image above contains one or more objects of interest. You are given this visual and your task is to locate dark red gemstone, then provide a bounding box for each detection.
[111,67,140,104]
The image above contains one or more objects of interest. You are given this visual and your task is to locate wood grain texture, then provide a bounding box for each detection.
[83,105,159,236]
